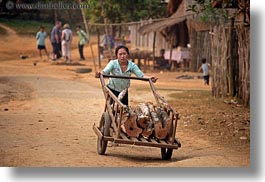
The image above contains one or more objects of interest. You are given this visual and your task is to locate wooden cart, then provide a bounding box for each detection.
[92,74,181,160]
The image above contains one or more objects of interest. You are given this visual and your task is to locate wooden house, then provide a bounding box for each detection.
[128,0,193,70]
[129,0,250,105]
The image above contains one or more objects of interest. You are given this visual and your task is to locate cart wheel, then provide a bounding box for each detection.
[161,148,173,160]
[161,117,174,160]
[97,112,111,155]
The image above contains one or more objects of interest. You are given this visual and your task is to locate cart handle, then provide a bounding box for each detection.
[101,74,150,81]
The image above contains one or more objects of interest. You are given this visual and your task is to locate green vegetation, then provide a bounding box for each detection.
[0,0,167,36]
[0,18,53,36]
[186,0,231,24]
[86,0,167,23]
[0,26,7,35]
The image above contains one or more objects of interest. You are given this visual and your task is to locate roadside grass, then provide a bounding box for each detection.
[168,89,212,100]
[168,89,250,148]
[0,26,7,35]
[0,18,53,36]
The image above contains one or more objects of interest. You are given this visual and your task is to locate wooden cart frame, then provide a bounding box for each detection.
[92,74,181,160]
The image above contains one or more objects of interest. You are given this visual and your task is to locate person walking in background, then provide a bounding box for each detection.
[198,58,211,85]
[76,25,89,61]
[36,26,49,61]
[50,21,62,61]
[99,32,115,61]
[61,24,73,64]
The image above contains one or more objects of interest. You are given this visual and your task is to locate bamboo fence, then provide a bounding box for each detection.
[236,24,250,106]
[210,23,250,106]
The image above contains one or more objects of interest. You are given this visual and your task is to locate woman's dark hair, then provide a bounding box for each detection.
[115,45,129,57]
[202,58,206,64]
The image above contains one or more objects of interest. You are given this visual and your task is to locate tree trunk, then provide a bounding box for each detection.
[141,123,153,138]
[136,115,150,129]
[100,0,113,59]
[78,0,89,33]
[53,9,58,23]
[121,110,142,138]
[120,102,171,139]
[147,103,169,139]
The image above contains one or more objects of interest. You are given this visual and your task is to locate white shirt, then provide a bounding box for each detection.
[201,63,210,76]
[62,28,72,43]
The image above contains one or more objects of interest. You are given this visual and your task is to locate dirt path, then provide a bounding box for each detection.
[0,24,249,167]
[0,23,18,36]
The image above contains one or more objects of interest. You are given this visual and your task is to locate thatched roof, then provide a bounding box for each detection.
[138,0,192,34]
[138,17,186,34]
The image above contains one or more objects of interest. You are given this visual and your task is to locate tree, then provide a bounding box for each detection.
[186,0,250,26]
[82,0,168,61]
[84,0,167,24]
[187,0,230,24]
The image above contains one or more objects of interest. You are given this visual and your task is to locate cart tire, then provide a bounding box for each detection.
[161,117,174,160]
[161,148,173,160]
[97,112,111,155]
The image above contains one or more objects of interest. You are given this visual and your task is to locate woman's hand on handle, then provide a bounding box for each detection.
[150,76,158,83]
[95,71,101,78]
[143,75,158,83]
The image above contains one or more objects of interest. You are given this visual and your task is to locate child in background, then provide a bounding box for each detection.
[76,25,89,60]
[198,58,210,85]
[36,26,49,61]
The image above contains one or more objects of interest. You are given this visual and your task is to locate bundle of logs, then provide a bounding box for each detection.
[120,102,172,140]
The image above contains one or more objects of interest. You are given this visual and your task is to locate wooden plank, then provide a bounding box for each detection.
[130,137,139,142]
[158,139,167,145]
[120,133,129,140]
[110,138,179,149]
[93,126,180,149]
[139,137,149,143]
[175,138,182,147]
[149,138,158,144]
[92,124,102,138]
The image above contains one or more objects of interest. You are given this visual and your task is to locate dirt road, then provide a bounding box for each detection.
[0,24,249,167]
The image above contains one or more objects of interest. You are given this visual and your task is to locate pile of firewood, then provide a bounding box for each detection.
[120,102,172,139]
